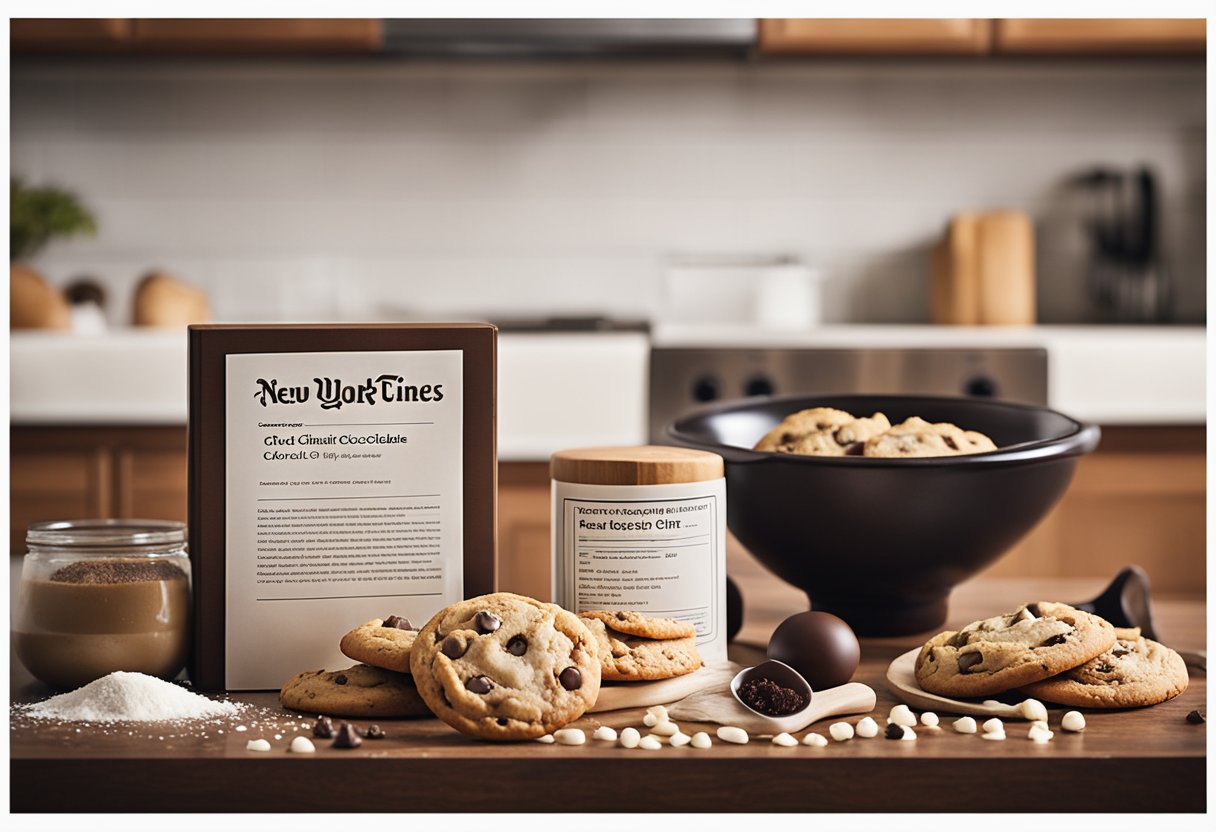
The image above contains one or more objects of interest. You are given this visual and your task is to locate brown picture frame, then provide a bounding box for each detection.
[187,323,497,691]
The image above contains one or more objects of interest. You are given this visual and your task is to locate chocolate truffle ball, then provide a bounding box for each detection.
[767,611,860,690]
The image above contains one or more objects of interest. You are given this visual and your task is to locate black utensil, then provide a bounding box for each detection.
[1072,566,1205,672]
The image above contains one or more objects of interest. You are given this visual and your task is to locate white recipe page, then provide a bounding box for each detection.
[224,350,463,689]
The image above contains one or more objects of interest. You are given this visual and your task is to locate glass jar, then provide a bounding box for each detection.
[13,519,192,690]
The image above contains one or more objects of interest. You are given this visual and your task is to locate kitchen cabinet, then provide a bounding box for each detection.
[758,18,992,55]
[130,19,381,54]
[10,18,132,52]
[10,19,382,55]
[9,427,187,553]
[9,427,1205,592]
[995,18,1206,55]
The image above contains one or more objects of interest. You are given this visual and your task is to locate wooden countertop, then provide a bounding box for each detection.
[10,572,1206,813]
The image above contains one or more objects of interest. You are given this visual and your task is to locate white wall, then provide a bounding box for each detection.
[10,57,1206,325]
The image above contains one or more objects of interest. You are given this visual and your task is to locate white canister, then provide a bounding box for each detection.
[551,446,727,663]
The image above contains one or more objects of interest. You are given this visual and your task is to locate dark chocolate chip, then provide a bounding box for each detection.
[1186,710,1205,724]
[949,631,970,648]
[334,674,348,685]
[312,716,336,739]
[475,611,501,634]
[441,635,467,659]
[382,615,414,630]
[1026,603,1042,617]
[497,718,509,726]
[1095,663,1114,674]
[957,652,983,672]
[333,723,362,749]
[466,675,494,694]
[558,667,582,690]
[885,723,905,740]
[366,724,386,740]
[1039,634,1068,648]
[506,635,528,656]
[943,435,959,450]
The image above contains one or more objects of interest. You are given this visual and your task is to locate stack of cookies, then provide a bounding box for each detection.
[279,615,433,719]
[577,610,704,682]
[915,601,1188,708]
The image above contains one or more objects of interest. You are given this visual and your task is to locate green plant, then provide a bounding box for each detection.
[10,176,97,261]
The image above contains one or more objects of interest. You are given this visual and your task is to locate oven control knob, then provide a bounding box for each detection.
[744,375,775,398]
[692,375,720,403]
[964,376,998,398]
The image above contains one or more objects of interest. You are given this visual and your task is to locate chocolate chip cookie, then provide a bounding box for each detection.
[754,407,890,456]
[578,610,696,641]
[279,664,432,718]
[339,616,417,673]
[1021,628,1189,708]
[915,602,1117,698]
[863,416,997,458]
[409,592,600,740]
[582,618,704,682]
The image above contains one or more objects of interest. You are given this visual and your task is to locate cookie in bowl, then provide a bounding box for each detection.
[410,592,600,740]
[754,407,891,456]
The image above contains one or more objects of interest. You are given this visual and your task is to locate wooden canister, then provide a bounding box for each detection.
[551,446,727,662]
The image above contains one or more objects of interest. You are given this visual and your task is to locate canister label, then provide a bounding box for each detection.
[553,479,727,662]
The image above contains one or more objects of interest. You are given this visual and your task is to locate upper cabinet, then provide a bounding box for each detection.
[760,18,1205,57]
[12,19,382,55]
[759,18,991,55]
[10,18,132,52]
[994,19,1205,55]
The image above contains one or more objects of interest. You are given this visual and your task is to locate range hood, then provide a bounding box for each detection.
[381,19,756,58]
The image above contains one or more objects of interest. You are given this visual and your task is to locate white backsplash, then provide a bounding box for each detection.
[10,58,1206,325]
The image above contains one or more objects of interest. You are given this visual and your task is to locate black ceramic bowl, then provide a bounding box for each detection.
[668,394,1101,636]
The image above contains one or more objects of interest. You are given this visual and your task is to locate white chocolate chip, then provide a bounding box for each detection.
[802,732,829,747]
[592,726,618,742]
[1020,699,1049,722]
[900,725,917,741]
[855,717,879,738]
[642,713,659,728]
[1061,711,1086,732]
[953,717,978,734]
[772,732,799,747]
[690,732,712,749]
[920,712,940,728]
[638,735,663,750]
[234,725,248,733]
[535,734,556,744]
[554,728,586,746]
[980,730,1006,741]
[717,726,749,744]
[1029,720,1049,732]
[982,718,1004,734]
[1027,724,1054,743]
[245,739,272,752]
[646,705,668,721]
[289,736,316,753]
[829,722,855,741]
[669,731,692,747]
[888,704,917,727]
[650,720,680,737]
[619,727,641,749]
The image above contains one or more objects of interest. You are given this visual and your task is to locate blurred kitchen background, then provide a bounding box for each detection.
[8,19,1207,601]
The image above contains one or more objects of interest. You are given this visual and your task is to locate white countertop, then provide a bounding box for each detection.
[9,325,1205,460]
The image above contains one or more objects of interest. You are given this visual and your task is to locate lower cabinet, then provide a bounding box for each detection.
[9,426,1205,593]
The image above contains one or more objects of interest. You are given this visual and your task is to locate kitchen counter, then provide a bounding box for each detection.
[10,573,1205,813]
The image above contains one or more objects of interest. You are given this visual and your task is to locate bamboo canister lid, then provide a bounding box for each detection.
[550,445,724,486]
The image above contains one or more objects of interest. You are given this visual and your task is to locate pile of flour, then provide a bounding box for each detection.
[22,671,240,723]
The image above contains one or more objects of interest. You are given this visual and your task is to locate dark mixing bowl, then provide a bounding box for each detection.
[668,394,1101,636]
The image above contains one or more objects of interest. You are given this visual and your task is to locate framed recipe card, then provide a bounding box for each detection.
[188,324,496,690]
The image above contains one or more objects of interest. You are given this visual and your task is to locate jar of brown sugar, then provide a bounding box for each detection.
[13,519,192,690]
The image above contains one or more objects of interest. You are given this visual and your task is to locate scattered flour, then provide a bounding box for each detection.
[21,671,240,723]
